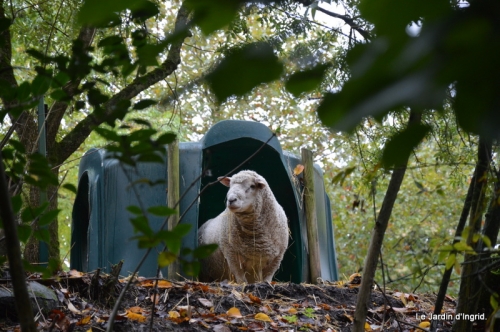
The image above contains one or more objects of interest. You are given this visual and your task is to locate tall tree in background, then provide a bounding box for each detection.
[0,0,191,263]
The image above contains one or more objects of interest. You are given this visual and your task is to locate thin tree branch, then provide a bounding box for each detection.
[352,109,422,332]
[55,4,191,165]
[315,6,371,40]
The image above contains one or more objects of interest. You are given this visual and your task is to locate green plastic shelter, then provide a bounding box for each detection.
[71,120,338,282]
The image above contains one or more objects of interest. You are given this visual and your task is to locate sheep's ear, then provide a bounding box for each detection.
[255,177,266,189]
[218,176,231,187]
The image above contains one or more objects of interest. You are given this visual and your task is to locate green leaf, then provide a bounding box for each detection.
[130,0,160,22]
[482,235,492,249]
[39,209,61,227]
[25,154,58,188]
[133,99,157,110]
[130,118,152,127]
[11,195,22,214]
[136,235,160,248]
[165,238,181,254]
[185,0,242,35]
[128,128,156,142]
[285,64,330,97]
[445,253,456,270]
[158,251,177,267]
[26,49,48,63]
[62,183,77,194]
[438,244,453,262]
[127,205,143,215]
[34,228,50,243]
[414,180,424,191]
[381,123,431,168]
[156,132,177,145]
[147,206,177,217]
[136,42,167,67]
[50,89,69,101]
[206,42,283,102]
[77,0,128,27]
[9,139,25,153]
[31,75,52,96]
[172,223,192,237]
[193,244,218,259]
[51,71,70,88]
[17,224,32,243]
[331,166,356,186]
[130,215,153,236]
[94,127,121,142]
[491,294,499,310]
[21,202,49,223]
[453,242,474,253]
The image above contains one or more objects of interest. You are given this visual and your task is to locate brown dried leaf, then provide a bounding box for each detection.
[227,307,243,318]
[293,164,305,175]
[76,316,92,326]
[140,279,173,288]
[169,311,180,318]
[125,311,146,323]
[69,269,84,278]
[255,313,272,322]
[247,293,261,304]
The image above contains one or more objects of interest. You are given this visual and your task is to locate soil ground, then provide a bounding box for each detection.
[0,271,460,331]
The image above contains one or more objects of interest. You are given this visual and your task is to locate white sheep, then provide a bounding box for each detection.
[198,170,289,283]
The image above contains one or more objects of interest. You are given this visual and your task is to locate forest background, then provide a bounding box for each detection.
[0,0,499,331]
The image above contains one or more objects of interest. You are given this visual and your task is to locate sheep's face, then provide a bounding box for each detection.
[218,172,266,213]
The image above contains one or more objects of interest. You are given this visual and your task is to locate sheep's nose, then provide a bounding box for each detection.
[228,198,237,205]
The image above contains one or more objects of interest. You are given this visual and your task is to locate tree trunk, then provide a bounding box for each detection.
[431,170,475,332]
[352,110,422,332]
[474,172,500,324]
[453,137,492,331]
[0,153,37,332]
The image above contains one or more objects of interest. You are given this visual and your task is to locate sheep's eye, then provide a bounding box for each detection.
[250,184,255,189]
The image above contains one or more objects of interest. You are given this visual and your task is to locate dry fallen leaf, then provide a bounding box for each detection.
[69,269,84,278]
[213,324,231,332]
[128,306,144,314]
[169,311,180,319]
[248,293,262,304]
[349,273,362,285]
[231,289,243,301]
[255,313,272,322]
[227,307,243,318]
[198,297,214,307]
[364,322,371,331]
[419,321,431,328]
[140,279,172,288]
[293,164,305,175]
[126,310,146,323]
[76,316,92,326]
[66,301,82,315]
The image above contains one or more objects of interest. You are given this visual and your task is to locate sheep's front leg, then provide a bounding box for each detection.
[262,255,284,282]
[226,251,248,283]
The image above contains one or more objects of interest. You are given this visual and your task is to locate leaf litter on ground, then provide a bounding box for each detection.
[0,270,458,331]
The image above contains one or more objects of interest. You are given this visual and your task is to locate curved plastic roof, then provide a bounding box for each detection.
[201,120,282,153]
